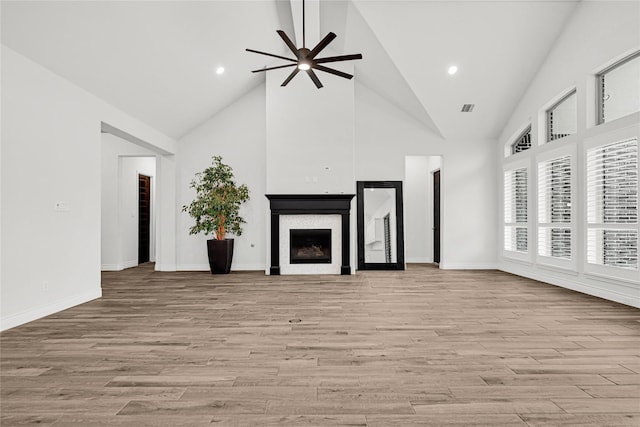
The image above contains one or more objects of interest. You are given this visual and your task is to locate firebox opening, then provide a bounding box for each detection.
[290,229,332,264]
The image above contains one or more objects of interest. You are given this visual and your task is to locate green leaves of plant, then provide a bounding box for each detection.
[181,156,250,240]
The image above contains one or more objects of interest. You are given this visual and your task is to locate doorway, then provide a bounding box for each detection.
[433,169,441,264]
[100,130,157,271]
[138,174,151,264]
[404,156,443,266]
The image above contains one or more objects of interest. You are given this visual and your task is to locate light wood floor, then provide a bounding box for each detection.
[1,264,639,426]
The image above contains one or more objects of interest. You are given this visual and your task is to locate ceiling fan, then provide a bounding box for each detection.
[246,0,362,89]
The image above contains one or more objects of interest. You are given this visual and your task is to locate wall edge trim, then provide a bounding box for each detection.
[1,289,102,331]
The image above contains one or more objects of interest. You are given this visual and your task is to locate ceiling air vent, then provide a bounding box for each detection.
[461,104,475,113]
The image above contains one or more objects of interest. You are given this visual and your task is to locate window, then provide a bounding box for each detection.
[547,91,577,142]
[538,155,572,260]
[504,168,528,253]
[598,52,640,124]
[511,126,532,155]
[587,137,638,270]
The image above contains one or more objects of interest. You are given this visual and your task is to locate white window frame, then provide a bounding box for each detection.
[584,125,639,283]
[503,158,531,262]
[536,145,577,271]
[510,126,533,156]
[505,122,533,158]
[597,51,640,126]
[546,89,577,143]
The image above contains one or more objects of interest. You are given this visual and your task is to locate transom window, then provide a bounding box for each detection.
[511,126,532,155]
[598,52,640,124]
[547,91,577,142]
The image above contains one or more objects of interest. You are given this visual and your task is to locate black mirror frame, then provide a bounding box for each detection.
[356,181,405,270]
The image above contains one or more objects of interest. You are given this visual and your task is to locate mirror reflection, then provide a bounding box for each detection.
[363,188,397,263]
[357,181,404,270]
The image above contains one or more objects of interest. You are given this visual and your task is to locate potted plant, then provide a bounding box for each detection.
[182,155,250,274]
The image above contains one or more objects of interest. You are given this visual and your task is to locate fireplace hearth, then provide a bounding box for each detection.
[290,229,332,264]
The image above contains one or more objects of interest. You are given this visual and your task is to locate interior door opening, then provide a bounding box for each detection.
[433,169,441,264]
[404,156,443,267]
[138,174,151,264]
[100,129,157,271]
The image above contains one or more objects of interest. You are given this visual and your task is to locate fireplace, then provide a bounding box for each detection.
[266,194,355,275]
[290,229,332,264]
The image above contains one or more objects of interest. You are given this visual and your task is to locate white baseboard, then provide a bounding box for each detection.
[406,257,431,263]
[122,260,138,269]
[232,263,266,271]
[101,260,141,271]
[439,263,498,270]
[177,263,265,272]
[500,263,640,309]
[178,264,210,271]
[1,289,102,331]
[154,263,176,272]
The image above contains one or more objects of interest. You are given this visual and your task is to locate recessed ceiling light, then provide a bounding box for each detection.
[448,65,458,75]
[216,66,225,75]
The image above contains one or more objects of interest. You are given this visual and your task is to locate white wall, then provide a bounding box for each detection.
[498,1,640,308]
[266,63,355,195]
[177,84,267,271]
[356,83,498,269]
[101,133,157,270]
[1,46,176,330]
[174,77,498,272]
[404,156,429,262]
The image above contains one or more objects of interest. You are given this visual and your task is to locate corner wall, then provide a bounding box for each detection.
[356,83,498,269]
[498,1,640,307]
[1,46,177,330]
[177,84,267,271]
[175,73,499,272]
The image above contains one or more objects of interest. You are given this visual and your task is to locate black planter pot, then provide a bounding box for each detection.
[206,238,234,274]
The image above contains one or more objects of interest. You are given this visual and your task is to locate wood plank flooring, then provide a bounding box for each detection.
[1,264,639,426]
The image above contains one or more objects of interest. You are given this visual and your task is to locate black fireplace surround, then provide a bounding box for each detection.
[266,194,355,275]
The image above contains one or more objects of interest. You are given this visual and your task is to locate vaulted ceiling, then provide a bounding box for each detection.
[1,0,579,141]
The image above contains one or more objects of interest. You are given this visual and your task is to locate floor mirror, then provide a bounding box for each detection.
[356,181,405,270]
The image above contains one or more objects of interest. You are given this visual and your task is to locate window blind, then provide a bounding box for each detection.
[586,137,638,269]
[511,127,532,155]
[538,155,572,260]
[504,168,528,252]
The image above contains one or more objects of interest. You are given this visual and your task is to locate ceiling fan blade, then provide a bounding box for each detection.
[246,48,297,63]
[313,64,353,80]
[281,68,301,86]
[306,69,324,89]
[252,64,297,73]
[315,53,363,64]
[308,32,337,59]
[276,30,300,58]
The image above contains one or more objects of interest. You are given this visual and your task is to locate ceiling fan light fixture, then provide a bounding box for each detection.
[246,0,362,89]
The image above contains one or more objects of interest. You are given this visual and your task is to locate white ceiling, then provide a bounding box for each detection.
[1,0,579,141]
